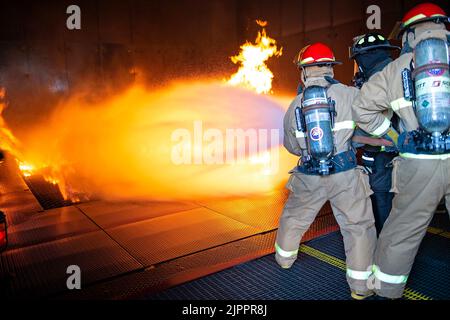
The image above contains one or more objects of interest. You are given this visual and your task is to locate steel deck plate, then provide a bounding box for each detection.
[0,230,143,298]
[147,249,351,300]
[58,216,339,300]
[77,200,199,229]
[305,230,450,300]
[147,229,450,300]
[106,207,261,266]
[409,234,450,300]
[7,206,100,249]
[197,191,286,231]
[1,190,43,226]
[198,191,332,232]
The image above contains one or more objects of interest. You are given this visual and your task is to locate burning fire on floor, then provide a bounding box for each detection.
[0,21,295,205]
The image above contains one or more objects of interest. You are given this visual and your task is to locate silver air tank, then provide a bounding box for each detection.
[414,38,450,144]
[302,85,335,175]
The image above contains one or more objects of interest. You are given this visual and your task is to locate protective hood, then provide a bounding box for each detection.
[301,66,335,88]
[401,22,448,54]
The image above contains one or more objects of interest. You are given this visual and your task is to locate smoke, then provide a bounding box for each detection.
[15,81,295,201]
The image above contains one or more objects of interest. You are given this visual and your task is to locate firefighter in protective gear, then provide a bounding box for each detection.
[349,33,400,234]
[275,42,377,300]
[353,3,450,299]
[350,33,400,88]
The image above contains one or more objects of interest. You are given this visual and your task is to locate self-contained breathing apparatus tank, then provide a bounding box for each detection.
[295,85,336,175]
[403,38,450,153]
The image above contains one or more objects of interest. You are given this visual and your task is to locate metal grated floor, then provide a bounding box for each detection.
[1,150,340,299]
[106,207,262,266]
[77,200,200,229]
[409,234,450,300]
[147,243,351,300]
[0,190,43,226]
[0,230,143,298]
[6,206,99,249]
[196,190,289,232]
[23,174,71,210]
[0,191,339,299]
[146,211,450,301]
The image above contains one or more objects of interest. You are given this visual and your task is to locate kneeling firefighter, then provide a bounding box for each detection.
[350,33,400,234]
[275,42,377,300]
[353,3,450,299]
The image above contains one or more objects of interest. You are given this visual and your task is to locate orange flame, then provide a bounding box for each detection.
[0,87,72,199]
[256,20,268,27]
[18,161,34,177]
[0,22,295,202]
[227,20,282,94]
[15,82,292,201]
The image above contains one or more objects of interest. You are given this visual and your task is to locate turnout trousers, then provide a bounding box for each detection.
[275,167,377,295]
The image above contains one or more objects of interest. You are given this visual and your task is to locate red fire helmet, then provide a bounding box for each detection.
[294,42,342,68]
[400,2,449,35]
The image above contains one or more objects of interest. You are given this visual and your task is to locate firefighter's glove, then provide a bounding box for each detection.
[382,128,399,153]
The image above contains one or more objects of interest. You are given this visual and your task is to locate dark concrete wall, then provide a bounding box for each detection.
[0,0,449,132]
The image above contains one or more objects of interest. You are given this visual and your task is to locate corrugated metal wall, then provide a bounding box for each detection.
[0,0,448,134]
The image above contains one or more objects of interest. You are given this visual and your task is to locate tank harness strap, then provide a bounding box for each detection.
[296,150,357,175]
[398,131,450,158]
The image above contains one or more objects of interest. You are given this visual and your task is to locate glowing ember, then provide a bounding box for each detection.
[18,161,35,177]
[44,176,59,185]
[17,160,64,193]
[227,20,282,94]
